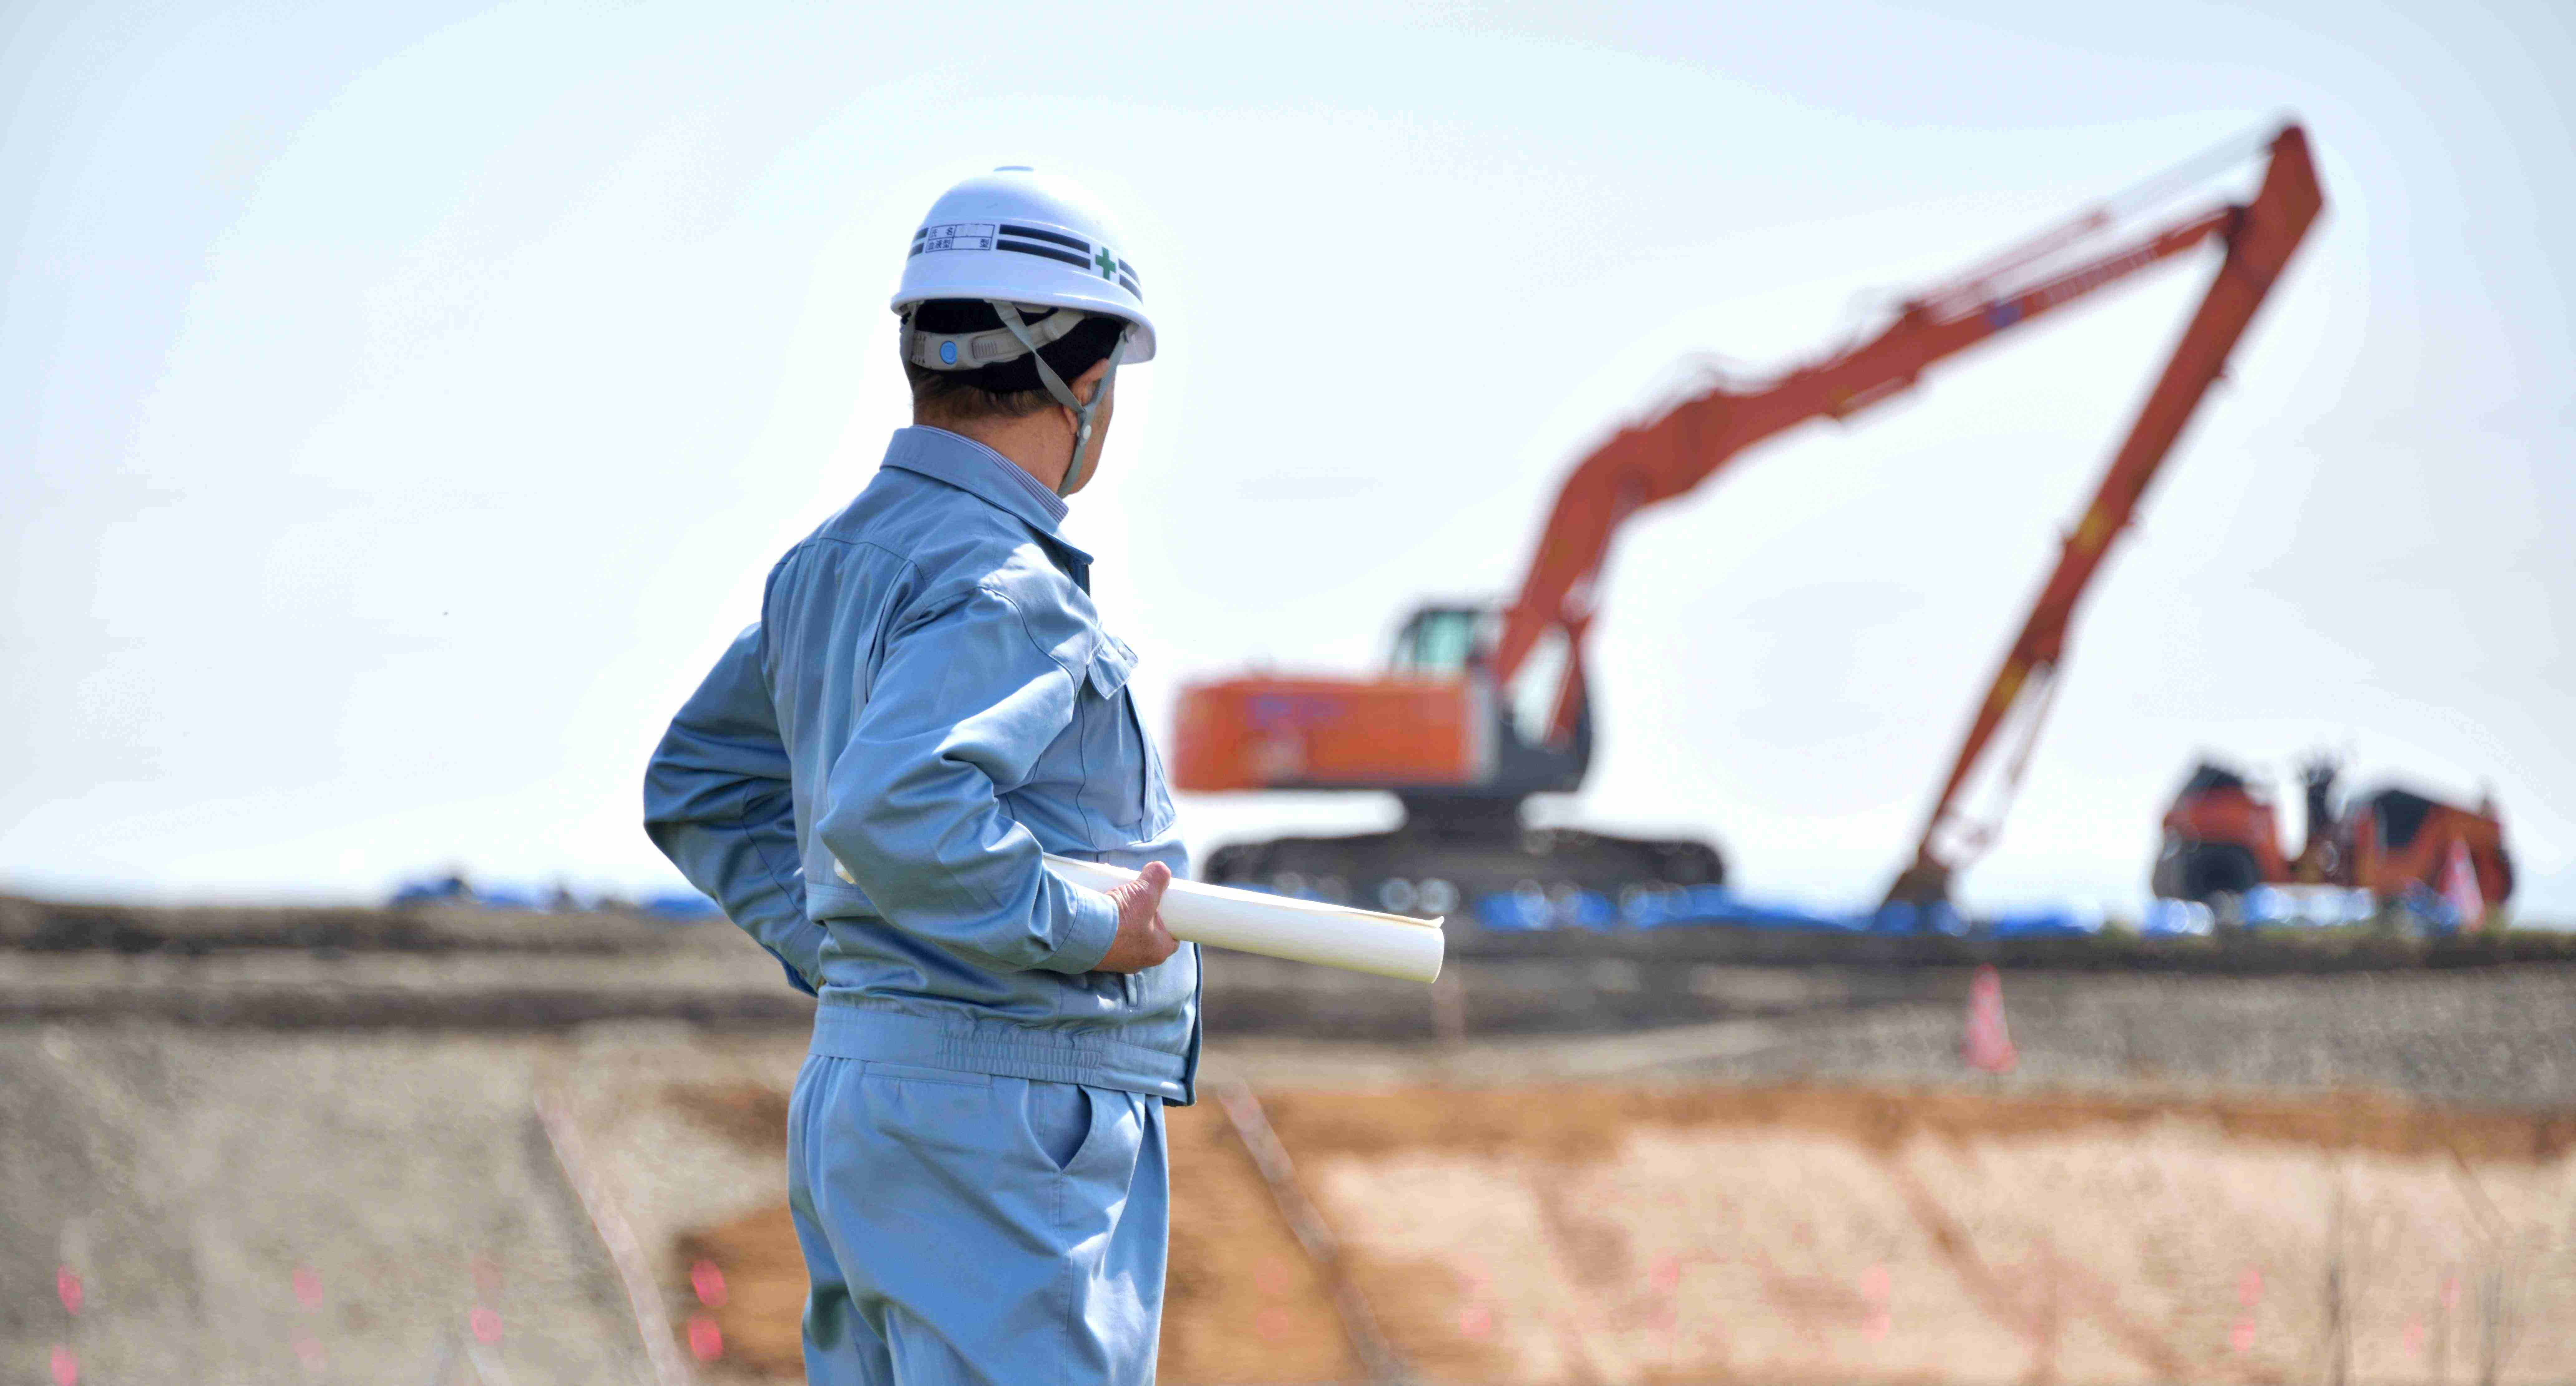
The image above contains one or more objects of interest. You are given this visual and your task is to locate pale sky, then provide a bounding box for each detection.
[6,0,2570,917]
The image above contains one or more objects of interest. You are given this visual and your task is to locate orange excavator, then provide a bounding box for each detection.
[1173,126,2325,918]
[2152,757,2514,909]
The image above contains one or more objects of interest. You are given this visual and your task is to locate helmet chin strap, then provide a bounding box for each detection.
[993,301,1131,497]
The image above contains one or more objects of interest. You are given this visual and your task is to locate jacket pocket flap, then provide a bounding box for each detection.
[1086,637,1137,697]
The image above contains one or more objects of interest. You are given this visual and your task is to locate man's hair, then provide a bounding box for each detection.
[903,300,1127,424]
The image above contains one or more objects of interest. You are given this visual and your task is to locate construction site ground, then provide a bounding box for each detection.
[5,901,2574,1384]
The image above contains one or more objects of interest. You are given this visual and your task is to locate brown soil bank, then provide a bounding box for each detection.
[12,1014,2567,1384]
[1269,1086,2575,1384]
[672,1080,2574,1385]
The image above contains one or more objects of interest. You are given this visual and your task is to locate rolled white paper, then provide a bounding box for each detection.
[1044,855,1446,984]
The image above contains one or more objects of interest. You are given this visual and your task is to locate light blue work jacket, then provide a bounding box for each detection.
[644,426,1198,1102]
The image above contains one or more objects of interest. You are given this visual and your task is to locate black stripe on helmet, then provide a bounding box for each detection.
[1117,273,1141,297]
[998,223,1089,252]
[995,239,1091,271]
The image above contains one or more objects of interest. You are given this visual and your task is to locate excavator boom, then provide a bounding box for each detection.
[1887,125,2325,905]
[1492,204,2238,704]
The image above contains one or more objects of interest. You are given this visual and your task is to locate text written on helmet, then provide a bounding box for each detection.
[915,222,999,253]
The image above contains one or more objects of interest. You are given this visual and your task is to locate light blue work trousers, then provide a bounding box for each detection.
[786,1054,1169,1384]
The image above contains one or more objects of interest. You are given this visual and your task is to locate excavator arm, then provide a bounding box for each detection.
[1886,125,2325,905]
[1493,184,2256,712]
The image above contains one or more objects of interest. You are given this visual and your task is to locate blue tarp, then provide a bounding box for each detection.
[1982,909,2100,940]
[641,891,724,922]
[2141,898,2216,937]
[2395,885,2465,936]
[1618,885,1867,934]
[1474,892,1551,932]
[388,875,477,908]
[1472,886,2009,936]
[2235,885,2378,929]
[1864,900,1968,936]
[386,873,723,921]
[1473,889,1615,932]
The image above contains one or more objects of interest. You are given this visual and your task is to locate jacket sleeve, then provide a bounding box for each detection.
[814,584,1120,974]
[642,623,826,996]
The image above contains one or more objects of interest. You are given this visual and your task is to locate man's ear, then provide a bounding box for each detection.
[1069,358,1113,407]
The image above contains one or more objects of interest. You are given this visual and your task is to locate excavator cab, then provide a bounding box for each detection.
[1386,605,1488,678]
[1383,603,1593,820]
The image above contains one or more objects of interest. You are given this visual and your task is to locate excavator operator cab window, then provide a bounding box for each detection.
[1388,606,1493,678]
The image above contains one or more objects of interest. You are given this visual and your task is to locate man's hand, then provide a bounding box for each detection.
[1092,861,1177,974]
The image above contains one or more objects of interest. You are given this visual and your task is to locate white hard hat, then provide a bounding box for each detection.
[890,166,1156,363]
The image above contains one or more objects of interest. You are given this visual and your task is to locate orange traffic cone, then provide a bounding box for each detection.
[2438,838,2486,932]
[1962,964,2016,1074]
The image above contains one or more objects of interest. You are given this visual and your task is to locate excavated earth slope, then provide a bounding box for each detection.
[7,900,2574,1384]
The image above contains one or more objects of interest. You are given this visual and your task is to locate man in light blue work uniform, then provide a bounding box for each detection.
[644,166,1196,1384]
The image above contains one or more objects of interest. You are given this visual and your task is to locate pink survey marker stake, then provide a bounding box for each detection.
[1648,1255,1683,1343]
[288,1265,328,1371]
[50,1344,77,1386]
[2227,1267,2260,1353]
[1455,1259,1493,1339]
[56,1267,82,1316]
[470,1251,505,1344]
[690,1258,728,1308]
[1962,966,2016,1073]
[687,1313,724,1362]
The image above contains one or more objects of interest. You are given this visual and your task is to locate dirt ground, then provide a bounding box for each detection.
[0,1024,648,1385]
[649,1067,2575,1386]
[1263,1086,2576,1385]
[9,954,2576,1384]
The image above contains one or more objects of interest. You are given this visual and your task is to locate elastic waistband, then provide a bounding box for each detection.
[808,996,1188,1103]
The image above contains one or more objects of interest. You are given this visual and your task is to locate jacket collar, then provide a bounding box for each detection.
[883,426,1073,529]
[880,425,1095,581]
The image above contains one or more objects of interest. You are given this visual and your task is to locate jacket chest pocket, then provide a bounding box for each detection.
[1073,636,1160,842]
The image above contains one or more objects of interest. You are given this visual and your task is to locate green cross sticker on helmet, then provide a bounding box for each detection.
[1092,244,1118,280]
